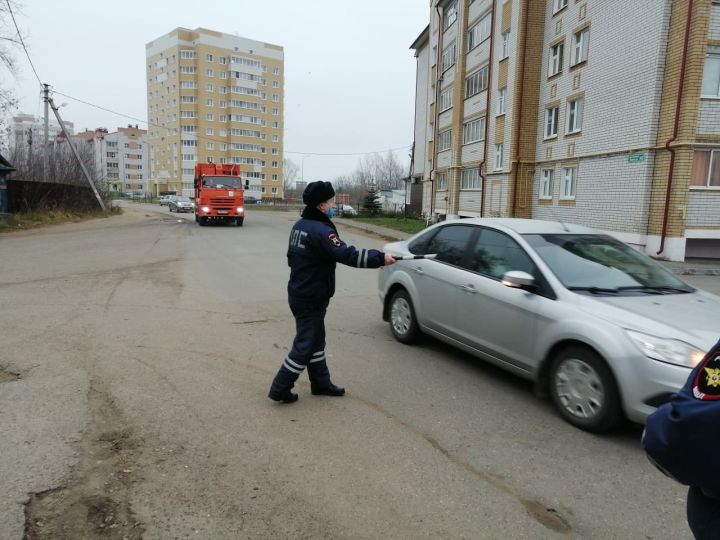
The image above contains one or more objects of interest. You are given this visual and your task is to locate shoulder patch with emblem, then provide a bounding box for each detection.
[327,233,342,247]
[693,347,720,400]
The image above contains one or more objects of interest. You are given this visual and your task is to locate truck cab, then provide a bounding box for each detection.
[193,163,249,227]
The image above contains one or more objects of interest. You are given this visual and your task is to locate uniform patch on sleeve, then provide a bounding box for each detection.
[693,349,720,400]
[328,233,342,247]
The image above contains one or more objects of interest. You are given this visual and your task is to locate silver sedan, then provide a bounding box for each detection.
[378,218,720,433]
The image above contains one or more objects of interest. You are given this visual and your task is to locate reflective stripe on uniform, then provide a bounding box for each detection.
[310,351,326,363]
[284,357,305,373]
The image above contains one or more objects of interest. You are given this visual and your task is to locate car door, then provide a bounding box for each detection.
[455,228,554,374]
[411,224,476,338]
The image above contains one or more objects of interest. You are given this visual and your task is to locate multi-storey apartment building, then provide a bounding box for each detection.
[411,0,720,261]
[145,28,284,200]
[74,125,150,194]
[9,113,75,151]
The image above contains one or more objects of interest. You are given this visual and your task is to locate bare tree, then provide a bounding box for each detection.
[283,158,299,192]
[0,1,25,151]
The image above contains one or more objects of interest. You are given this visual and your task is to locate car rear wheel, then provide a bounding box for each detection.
[549,346,623,433]
[388,289,420,344]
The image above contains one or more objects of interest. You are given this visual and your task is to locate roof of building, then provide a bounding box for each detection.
[409,25,430,50]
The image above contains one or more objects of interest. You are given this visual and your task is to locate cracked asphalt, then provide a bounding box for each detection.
[0,204,705,539]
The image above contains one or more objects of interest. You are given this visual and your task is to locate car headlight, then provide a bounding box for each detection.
[201,206,210,213]
[237,207,244,213]
[625,329,705,368]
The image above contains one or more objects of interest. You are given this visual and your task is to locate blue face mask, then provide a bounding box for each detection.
[327,208,335,219]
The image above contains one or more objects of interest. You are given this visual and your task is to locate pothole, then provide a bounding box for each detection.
[0,367,20,383]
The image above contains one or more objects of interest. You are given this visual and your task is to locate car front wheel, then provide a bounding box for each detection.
[388,289,420,344]
[549,346,623,433]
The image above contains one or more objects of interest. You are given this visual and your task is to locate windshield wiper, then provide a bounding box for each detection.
[567,286,619,295]
[616,285,693,294]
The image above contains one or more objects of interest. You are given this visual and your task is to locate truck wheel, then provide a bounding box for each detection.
[198,217,207,226]
[236,217,244,227]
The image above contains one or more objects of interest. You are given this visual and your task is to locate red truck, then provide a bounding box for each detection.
[194,163,248,226]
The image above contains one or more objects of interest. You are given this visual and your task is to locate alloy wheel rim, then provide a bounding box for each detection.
[554,358,604,420]
[390,298,411,336]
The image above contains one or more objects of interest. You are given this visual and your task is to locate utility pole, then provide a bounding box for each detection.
[48,97,106,211]
[43,84,50,183]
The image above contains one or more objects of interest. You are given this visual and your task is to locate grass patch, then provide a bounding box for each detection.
[351,216,427,235]
[0,206,122,234]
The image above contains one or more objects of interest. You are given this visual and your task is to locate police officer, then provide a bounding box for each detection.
[643,339,720,539]
[268,181,396,403]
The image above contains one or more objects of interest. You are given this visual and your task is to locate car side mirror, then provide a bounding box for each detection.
[501,270,535,289]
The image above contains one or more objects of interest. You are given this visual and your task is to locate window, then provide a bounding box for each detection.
[272,67,280,75]
[567,98,584,133]
[181,110,196,118]
[272,107,279,115]
[572,28,589,66]
[273,94,279,101]
[495,144,503,170]
[438,130,452,151]
[691,149,720,187]
[272,81,279,88]
[442,43,456,71]
[497,88,506,115]
[220,71,227,79]
[549,42,564,76]
[468,229,536,279]
[206,113,214,121]
[271,187,278,194]
[206,128,214,135]
[182,154,197,161]
[440,87,453,111]
[553,0,568,13]
[272,174,278,181]
[181,96,196,103]
[181,80,197,89]
[180,66,196,74]
[463,116,485,144]
[427,225,474,266]
[272,148,279,155]
[437,172,448,190]
[467,13,491,51]
[465,65,489,98]
[272,161,278,167]
[540,169,553,199]
[206,142,214,150]
[272,121,279,128]
[180,50,195,59]
[501,31,510,59]
[702,47,720,97]
[461,168,481,189]
[561,167,577,198]
[219,56,227,65]
[205,69,214,77]
[443,1,458,29]
[545,106,559,139]
[206,99,214,106]
[205,53,213,62]
[272,135,279,142]
[206,84,213,92]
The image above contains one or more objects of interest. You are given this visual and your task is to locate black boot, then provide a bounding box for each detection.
[268,387,299,403]
[311,382,345,397]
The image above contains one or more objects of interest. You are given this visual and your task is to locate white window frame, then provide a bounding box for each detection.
[701,47,720,97]
[441,42,457,72]
[553,0,568,14]
[440,87,453,111]
[691,149,720,188]
[567,98,584,134]
[463,116,485,144]
[443,1,458,29]
[561,167,577,199]
[465,65,489,98]
[467,13,491,51]
[438,130,452,151]
[572,28,589,66]
[205,53,213,62]
[549,42,564,77]
[501,31,510,59]
[497,88,506,115]
[494,144,504,171]
[540,169,553,199]
[437,172,448,190]
[545,106,559,139]
[461,168,481,190]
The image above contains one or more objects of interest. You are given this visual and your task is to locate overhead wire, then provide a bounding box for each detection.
[5,0,42,86]
[52,89,410,157]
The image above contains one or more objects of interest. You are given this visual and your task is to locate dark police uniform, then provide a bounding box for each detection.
[643,340,720,539]
[268,189,387,403]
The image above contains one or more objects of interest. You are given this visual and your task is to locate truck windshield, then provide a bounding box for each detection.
[202,176,242,188]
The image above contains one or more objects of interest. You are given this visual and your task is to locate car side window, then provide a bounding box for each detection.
[408,229,435,254]
[468,229,536,279]
[425,225,475,266]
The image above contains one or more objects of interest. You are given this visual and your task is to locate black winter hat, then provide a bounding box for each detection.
[302,181,335,207]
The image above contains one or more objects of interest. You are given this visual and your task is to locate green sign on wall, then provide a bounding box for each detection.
[628,154,646,163]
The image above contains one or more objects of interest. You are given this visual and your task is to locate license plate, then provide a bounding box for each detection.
[217,210,228,215]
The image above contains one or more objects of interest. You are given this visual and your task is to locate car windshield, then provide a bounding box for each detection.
[202,176,242,188]
[177,197,191,203]
[523,233,694,294]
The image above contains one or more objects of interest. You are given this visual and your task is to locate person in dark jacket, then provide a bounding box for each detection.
[642,339,720,540]
[268,181,396,403]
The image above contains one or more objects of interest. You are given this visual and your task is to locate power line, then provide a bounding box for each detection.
[5,0,42,86]
[52,89,411,158]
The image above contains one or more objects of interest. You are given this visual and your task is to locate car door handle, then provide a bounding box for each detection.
[460,284,477,294]
[414,267,424,275]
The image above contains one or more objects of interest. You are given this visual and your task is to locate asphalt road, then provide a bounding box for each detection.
[0,204,708,539]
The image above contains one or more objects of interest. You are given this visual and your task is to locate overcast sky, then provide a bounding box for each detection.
[7,0,429,181]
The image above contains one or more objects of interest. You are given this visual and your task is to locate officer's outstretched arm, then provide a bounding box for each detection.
[320,230,385,268]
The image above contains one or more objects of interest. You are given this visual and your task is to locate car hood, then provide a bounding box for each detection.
[578,290,720,351]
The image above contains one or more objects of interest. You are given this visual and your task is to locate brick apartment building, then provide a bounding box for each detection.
[145,28,284,200]
[411,0,720,260]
